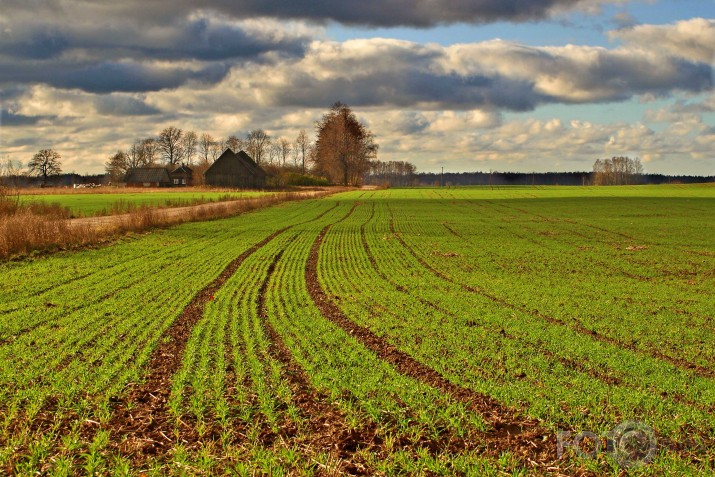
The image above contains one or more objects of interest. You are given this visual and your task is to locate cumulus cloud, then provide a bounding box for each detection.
[205,38,712,112]
[0,11,313,93]
[610,18,715,63]
[1,9,713,176]
[0,15,312,62]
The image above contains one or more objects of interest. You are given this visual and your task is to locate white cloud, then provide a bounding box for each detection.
[610,18,715,63]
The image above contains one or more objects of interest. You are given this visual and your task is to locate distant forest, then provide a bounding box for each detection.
[4,170,714,188]
[412,171,715,187]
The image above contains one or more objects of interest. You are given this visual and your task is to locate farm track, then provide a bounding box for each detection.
[307,206,560,471]
[387,214,715,380]
[66,191,328,230]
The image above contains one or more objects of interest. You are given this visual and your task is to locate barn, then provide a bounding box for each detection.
[124,167,171,187]
[170,165,193,187]
[204,149,267,188]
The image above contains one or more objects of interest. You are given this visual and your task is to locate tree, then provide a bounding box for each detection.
[366,160,417,186]
[180,130,198,165]
[593,156,643,185]
[158,126,183,165]
[295,130,309,174]
[0,157,22,187]
[314,102,377,186]
[105,150,130,182]
[246,129,271,165]
[210,139,224,162]
[137,137,158,165]
[226,135,243,153]
[277,137,292,167]
[198,133,216,165]
[28,149,62,185]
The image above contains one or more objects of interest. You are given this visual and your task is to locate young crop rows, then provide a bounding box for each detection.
[1,186,713,475]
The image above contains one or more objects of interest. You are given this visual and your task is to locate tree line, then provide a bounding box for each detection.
[103,128,315,185]
[101,103,384,186]
[592,156,644,185]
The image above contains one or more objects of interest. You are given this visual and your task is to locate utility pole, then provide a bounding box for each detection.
[441,166,444,188]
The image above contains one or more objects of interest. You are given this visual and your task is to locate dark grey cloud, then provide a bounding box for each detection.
[0,59,231,93]
[201,0,593,27]
[258,39,712,111]
[1,0,612,28]
[0,9,311,93]
[0,16,310,62]
[0,109,54,126]
[272,70,545,111]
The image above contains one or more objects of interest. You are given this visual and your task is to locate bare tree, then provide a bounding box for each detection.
[28,149,62,185]
[210,139,224,162]
[295,130,310,174]
[138,138,158,165]
[593,156,644,185]
[0,157,22,187]
[105,150,130,182]
[198,133,215,165]
[246,129,271,165]
[181,130,198,165]
[366,160,417,186]
[268,142,281,165]
[158,126,183,165]
[277,137,292,167]
[226,135,244,153]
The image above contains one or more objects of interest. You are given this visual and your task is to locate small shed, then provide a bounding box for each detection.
[170,165,193,187]
[204,149,267,188]
[124,167,171,187]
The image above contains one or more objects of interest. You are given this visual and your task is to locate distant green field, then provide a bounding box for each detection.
[1,184,713,475]
[20,190,271,216]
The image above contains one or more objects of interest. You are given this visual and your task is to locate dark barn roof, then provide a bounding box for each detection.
[205,149,266,188]
[124,167,171,184]
[170,165,193,176]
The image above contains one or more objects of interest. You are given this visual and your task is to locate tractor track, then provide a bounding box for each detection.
[257,247,376,475]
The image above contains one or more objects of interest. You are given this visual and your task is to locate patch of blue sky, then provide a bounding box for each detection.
[325,1,713,48]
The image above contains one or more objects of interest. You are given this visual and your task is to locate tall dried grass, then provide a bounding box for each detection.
[0,188,337,260]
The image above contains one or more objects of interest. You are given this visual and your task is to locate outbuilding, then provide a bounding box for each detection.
[170,165,193,187]
[204,149,267,188]
[124,167,172,187]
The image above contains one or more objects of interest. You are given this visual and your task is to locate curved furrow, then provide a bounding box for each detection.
[102,225,292,462]
[258,248,374,475]
[306,207,559,471]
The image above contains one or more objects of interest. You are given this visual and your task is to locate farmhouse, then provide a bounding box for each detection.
[124,167,171,187]
[170,165,193,187]
[204,149,267,188]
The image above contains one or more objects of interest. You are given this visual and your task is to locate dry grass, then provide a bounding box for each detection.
[0,187,338,260]
[12,186,247,195]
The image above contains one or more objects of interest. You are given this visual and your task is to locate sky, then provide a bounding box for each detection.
[0,0,713,175]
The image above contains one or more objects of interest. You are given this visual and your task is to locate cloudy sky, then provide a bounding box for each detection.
[1,0,713,175]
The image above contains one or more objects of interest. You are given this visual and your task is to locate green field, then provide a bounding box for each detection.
[20,190,271,217]
[1,185,713,476]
